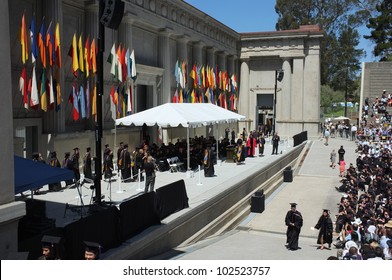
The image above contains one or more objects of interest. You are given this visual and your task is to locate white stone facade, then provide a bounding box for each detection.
[239,26,323,139]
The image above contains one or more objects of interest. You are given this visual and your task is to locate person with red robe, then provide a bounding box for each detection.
[247,133,257,157]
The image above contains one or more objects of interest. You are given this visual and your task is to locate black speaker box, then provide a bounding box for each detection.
[251,194,265,213]
[283,169,293,182]
[100,0,125,29]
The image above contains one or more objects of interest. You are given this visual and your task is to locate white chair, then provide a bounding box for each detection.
[167,158,178,172]
[172,156,185,171]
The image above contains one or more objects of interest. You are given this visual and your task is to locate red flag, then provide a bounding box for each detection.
[172,88,179,103]
[121,46,127,81]
[110,85,117,106]
[19,67,28,109]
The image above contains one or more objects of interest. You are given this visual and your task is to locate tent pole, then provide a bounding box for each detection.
[216,124,219,162]
[187,126,190,171]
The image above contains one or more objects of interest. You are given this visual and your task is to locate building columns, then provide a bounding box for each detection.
[159,30,171,104]
[239,59,250,118]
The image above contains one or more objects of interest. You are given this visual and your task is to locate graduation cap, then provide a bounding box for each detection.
[73,147,79,151]
[41,235,61,249]
[84,241,102,255]
[290,203,297,207]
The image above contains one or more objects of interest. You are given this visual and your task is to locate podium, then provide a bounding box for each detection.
[226,145,234,163]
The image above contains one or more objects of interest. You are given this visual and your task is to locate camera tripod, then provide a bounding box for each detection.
[63,178,87,219]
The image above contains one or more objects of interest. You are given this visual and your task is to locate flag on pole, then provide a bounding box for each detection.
[116,45,122,82]
[49,72,55,109]
[69,83,79,121]
[38,20,46,68]
[84,36,90,78]
[126,48,131,79]
[40,70,47,112]
[172,88,179,103]
[107,43,117,77]
[175,59,179,85]
[110,85,118,106]
[20,13,29,64]
[46,21,55,67]
[86,82,90,118]
[121,46,127,81]
[78,34,84,73]
[231,74,237,92]
[90,38,97,74]
[29,17,38,63]
[126,83,132,115]
[68,33,79,77]
[29,66,39,108]
[79,85,86,119]
[54,77,61,111]
[92,84,97,119]
[19,67,28,109]
[54,22,61,68]
[179,88,183,103]
[130,49,137,80]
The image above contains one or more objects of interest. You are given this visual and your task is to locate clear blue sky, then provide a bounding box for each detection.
[184,0,375,62]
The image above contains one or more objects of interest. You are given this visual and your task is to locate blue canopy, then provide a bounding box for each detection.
[14,155,75,194]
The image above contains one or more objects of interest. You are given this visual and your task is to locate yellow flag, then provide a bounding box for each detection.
[21,14,28,64]
[78,34,84,73]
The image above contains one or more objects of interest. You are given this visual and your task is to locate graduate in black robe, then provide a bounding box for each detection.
[203,146,215,177]
[314,209,333,249]
[285,203,303,250]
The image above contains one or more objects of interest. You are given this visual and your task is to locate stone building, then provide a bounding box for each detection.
[0,0,323,258]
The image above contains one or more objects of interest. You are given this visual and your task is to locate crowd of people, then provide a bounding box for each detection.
[330,90,392,260]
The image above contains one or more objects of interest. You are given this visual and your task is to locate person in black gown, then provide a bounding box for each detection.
[314,209,333,250]
[285,202,303,250]
[203,146,215,177]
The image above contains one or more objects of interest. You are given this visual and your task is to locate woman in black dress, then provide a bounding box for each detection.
[314,209,333,250]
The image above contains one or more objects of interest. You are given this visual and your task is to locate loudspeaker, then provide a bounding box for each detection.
[277,70,284,82]
[283,168,293,182]
[251,194,265,213]
[100,0,125,30]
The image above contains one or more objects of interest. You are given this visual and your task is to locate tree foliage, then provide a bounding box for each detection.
[364,0,392,61]
[275,0,377,88]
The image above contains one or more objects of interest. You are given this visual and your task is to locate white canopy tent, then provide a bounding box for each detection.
[115,103,246,171]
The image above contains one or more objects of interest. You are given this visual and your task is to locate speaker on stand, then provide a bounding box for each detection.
[100,0,125,30]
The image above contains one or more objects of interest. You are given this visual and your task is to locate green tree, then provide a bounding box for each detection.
[275,0,376,85]
[364,0,392,61]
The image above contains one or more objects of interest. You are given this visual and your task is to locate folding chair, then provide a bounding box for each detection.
[167,158,178,172]
[172,156,185,171]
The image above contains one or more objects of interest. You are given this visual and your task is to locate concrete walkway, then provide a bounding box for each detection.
[167,136,358,260]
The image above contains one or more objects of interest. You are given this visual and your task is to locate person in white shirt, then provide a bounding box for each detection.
[351,124,357,141]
